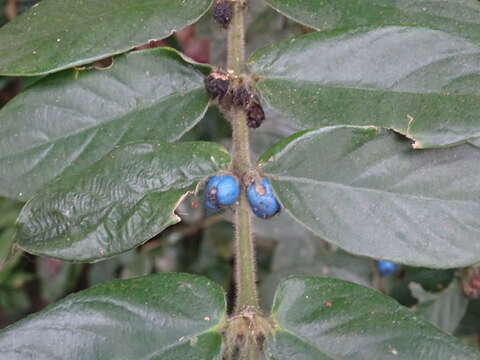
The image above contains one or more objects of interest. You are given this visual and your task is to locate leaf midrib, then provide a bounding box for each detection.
[270,326,339,359]
[257,67,480,97]
[266,174,480,206]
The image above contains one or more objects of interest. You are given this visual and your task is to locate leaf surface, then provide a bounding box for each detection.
[0,273,226,360]
[16,141,229,261]
[249,27,480,148]
[0,0,213,75]
[267,276,480,359]
[263,0,480,44]
[0,48,211,201]
[260,126,480,268]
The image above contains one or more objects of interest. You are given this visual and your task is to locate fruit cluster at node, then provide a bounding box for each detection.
[204,175,280,219]
[204,71,266,129]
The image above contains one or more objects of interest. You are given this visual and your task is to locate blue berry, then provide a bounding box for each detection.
[376,261,397,276]
[205,175,240,210]
[247,178,280,219]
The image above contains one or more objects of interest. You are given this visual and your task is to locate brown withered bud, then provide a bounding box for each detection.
[213,0,233,29]
[204,71,230,100]
[246,102,265,129]
[231,84,253,108]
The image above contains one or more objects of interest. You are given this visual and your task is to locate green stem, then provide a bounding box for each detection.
[228,0,259,313]
[231,109,251,175]
[227,1,245,74]
[234,192,258,312]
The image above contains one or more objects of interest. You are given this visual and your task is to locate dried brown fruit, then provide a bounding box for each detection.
[213,0,233,29]
[246,102,265,129]
[204,71,230,100]
[231,85,253,108]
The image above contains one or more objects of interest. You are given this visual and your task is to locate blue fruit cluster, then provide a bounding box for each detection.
[376,261,397,276]
[204,175,281,219]
[246,178,280,219]
[205,175,241,210]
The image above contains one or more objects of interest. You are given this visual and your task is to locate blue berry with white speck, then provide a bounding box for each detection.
[247,178,280,219]
[205,175,240,210]
[376,261,397,276]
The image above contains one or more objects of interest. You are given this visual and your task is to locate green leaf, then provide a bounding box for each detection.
[410,280,468,334]
[245,2,302,59]
[0,273,226,359]
[248,26,480,148]
[259,126,480,268]
[0,197,23,230]
[0,0,214,75]
[261,251,372,310]
[263,0,480,44]
[16,141,230,262]
[267,276,479,359]
[0,48,211,201]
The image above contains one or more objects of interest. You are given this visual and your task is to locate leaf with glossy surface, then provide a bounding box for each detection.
[0,273,226,360]
[263,0,480,44]
[0,48,211,201]
[0,0,214,75]
[259,126,480,268]
[249,26,480,148]
[16,141,230,262]
[267,276,479,359]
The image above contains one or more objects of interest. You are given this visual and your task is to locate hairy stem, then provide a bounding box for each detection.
[228,0,259,313]
[227,1,245,74]
[234,192,258,312]
[231,108,251,175]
